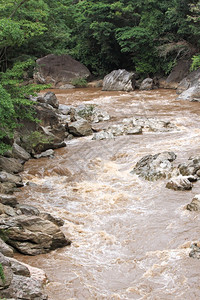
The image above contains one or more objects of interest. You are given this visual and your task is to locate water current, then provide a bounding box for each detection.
[15,88,200,299]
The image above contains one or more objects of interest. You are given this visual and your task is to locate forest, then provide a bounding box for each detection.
[0,0,200,153]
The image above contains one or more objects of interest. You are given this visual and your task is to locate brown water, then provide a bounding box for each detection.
[15,88,200,299]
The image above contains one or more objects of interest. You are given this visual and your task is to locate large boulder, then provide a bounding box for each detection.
[102,69,135,91]
[131,152,177,181]
[0,215,71,255]
[161,59,191,89]
[12,143,31,162]
[68,118,93,137]
[0,157,23,174]
[34,54,91,87]
[177,68,200,101]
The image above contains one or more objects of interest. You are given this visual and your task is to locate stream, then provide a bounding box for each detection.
[15,88,200,299]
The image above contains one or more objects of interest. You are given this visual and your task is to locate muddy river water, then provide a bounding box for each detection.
[15,88,200,299]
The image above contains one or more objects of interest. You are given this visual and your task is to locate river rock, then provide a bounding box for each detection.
[0,215,71,255]
[124,117,175,132]
[0,203,16,217]
[0,172,23,187]
[177,68,200,101]
[179,156,200,176]
[43,92,59,109]
[160,59,191,89]
[189,243,200,259]
[76,105,110,123]
[0,194,18,207]
[177,68,200,94]
[9,258,30,277]
[0,238,13,257]
[102,69,135,92]
[166,175,193,191]
[132,152,177,181]
[139,78,154,90]
[12,143,31,162]
[0,183,17,195]
[92,123,142,140]
[68,118,93,136]
[34,149,54,159]
[187,194,200,211]
[0,157,23,174]
[34,54,91,87]
[59,84,75,89]
[16,204,40,216]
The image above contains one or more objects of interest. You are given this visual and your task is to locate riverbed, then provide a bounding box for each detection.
[15,88,200,299]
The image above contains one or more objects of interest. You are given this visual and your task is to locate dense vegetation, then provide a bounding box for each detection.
[0,0,200,153]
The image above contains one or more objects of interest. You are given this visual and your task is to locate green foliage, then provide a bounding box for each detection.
[0,263,5,284]
[191,54,200,70]
[71,77,88,87]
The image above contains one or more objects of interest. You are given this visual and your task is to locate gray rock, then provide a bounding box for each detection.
[132,152,177,181]
[0,238,13,257]
[0,203,16,217]
[177,68,200,101]
[34,54,91,87]
[12,143,31,162]
[187,194,200,211]
[166,175,193,191]
[59,104,74,115]
[179,156,200,176]
[9,258,30,277]
[189,243,200,259]
[0,157,23,174]
[43,92,59,109]
[139,78,153,90]
[76,105,110,123]
[68,118,93,136]
[40,212,64,227]
[0,194,18,207]
[0,183,16,195]
[34,149,54,159]
[102,69,135,92]
[59,84,75,89]
[0,172,23,187]
[16,205,40,216]
[92,131,115,140]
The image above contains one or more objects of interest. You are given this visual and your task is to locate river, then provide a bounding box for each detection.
[15,88,200,299]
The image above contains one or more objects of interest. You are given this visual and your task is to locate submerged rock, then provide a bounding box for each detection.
[189,243,200,259]
[187,194,200,211]
[123,117,176,132]
[166,175,193,191]
[179,156,200,176]
[132,152,177,181]
[102,69,135,92]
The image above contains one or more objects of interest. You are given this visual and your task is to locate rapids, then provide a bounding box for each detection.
[15,88,200,299]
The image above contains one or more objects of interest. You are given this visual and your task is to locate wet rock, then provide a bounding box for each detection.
[102,69,135,92]
[0,215,71,255]
[124,117,176,132]
[34,54,91,87]
[59,104,74,115]
[177,68,200,101]
[0,253,13,289]
[0,172,23,187]
[59,84,75,89]
[68,118,93,136]
[12,143,31,162]
[179,156,200,176]
[92,131,114,140]
[187,195,200,211]
[40,212,64,227]
[166,175,193,191]
[132,152,177,181]
[0,157,23,174]
[139,78,154,90]
[34,149,54,159]
[76,105,110,123]
[0,194,18,207]
[43,92,59,109]
[16,205,40,216]
[189,243,200,259]
[0,183,17,195]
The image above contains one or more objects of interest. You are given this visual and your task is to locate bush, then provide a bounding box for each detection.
[71,77,88,87]
[191,54,200,71]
